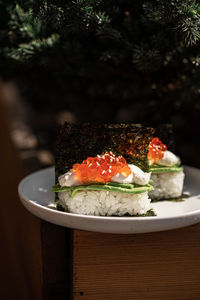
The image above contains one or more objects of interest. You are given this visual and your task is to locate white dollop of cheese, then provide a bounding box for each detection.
[130,165,151,185]
[111,171,133,184]
[112,164,151,185]
[156,150,181,167]
[58,171,80,187]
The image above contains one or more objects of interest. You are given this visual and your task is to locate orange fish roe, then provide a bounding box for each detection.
[148,137,167,163]
[72,152,131,183]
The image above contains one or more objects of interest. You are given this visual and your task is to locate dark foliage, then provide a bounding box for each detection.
[1,0,200,166]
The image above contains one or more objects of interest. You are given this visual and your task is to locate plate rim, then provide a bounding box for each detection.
[18,165,200,222]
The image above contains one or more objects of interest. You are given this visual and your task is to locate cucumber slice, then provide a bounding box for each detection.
[52,182,154,198]
[149,165,183,173]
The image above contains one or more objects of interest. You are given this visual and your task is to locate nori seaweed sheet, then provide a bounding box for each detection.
[55,122,156,179]
[155,124,175,152]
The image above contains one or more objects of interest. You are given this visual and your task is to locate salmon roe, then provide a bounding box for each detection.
[72,152,131,183]
[148,137,167,163]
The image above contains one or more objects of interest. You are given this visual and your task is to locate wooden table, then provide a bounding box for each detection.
[43,223,200,300]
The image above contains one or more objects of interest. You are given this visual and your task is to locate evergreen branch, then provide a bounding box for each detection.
[6,33,59,61]
[132,44,161,72]
[96,26,122,41]
[178,18,200,46]
[38,2,66,30]
[8,4,42,40]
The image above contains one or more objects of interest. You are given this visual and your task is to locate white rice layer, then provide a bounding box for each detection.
[149,171,185,200]
[58,190,151,216]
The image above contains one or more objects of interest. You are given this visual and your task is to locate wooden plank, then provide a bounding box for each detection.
[73,224,200,300]
[41,223,72,300]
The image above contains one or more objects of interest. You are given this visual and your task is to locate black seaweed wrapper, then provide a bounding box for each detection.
[55,123,158,180]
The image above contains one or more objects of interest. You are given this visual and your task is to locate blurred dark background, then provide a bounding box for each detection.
[1,0,200,172]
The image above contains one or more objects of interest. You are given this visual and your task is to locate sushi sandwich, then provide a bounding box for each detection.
[52,151,153,216]
[53,123,155,216]
[147,137,185,200]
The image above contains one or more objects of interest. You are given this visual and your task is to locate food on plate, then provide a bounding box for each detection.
[53,123,155,216]
[148,137,185,200]
[52,151,153,216]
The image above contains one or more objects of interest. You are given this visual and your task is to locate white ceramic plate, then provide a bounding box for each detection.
[18,165,200,234]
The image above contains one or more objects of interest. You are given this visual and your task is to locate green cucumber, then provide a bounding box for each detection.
[51,181,154,198]
[149,165,183,173]
[71,184,153,198]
